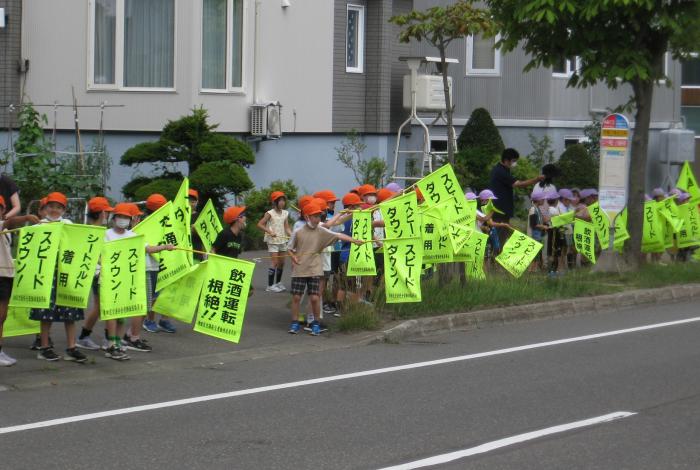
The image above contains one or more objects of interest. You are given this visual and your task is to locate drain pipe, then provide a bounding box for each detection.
[253,0,261,104]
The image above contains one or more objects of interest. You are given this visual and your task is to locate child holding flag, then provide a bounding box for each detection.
[0,197,40,366]
[257,191,291,293]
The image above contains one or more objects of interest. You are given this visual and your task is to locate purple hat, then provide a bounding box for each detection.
[478,189,497,200]
[580,188,598,199]
[531,192,546,201]
[544,191,560,200]
[679,192,691,202]
[669,188,682,198]
[644,194,652,201]
[385,182,402,193]
[651,187,665,198]
[465,191,477,200]
[558,188,574,200]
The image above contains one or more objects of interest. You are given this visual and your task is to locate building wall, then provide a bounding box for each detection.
[20,0,334,133]
[0,0,22,129]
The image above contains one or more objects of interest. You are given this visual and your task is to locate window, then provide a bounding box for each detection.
[552,56,577,78]
[564,136,588,148]
[681,53,700,136]
[346,5,365,73]
[89,0,175,90]
[202,0,244,91]
[682,53,700,87]
[466,34,500,76]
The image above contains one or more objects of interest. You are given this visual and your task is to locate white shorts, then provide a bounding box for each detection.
[267,243,287,253]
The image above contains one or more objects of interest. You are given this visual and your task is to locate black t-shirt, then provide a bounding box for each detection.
[212,228,243,259]
[0,175,19,213]
[489,163,517,219]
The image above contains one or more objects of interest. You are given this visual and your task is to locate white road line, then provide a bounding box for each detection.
[377,411,636,470]
[1,316,697,435]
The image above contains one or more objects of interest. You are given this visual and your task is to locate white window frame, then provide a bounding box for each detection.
[345,4,365,74]
[87,0,177,92]
[465,33,501,76]
[552,56,579,78]
[681,52,700,89]
[200,0,247,95]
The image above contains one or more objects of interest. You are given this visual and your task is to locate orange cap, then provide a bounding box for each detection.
[302,201,324,217]
[146,194,168,211]
[270,191,286,203]
[0,196,6,208]
[358,184,377,197]
[298,195,314,210]
[88,196,114,213]
[313,190,338,203]
[342,193,362,207]
[45,192,68,207]
[350,186,361,195]
[127,203,143,216]
[39,197,48,209]
[112,203,133,218]
[312,197,328,210]
[188,189,199,199]
[223,206,246,224]
[377,188,396,203]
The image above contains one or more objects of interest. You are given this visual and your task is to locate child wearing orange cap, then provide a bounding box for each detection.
[0,197,41,366]
[212,206,249,262]
[332,193,364,316]
[256,191,291,293]
[287,201,362,335]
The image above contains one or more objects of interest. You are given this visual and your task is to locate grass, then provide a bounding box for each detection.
[334,302,382,332]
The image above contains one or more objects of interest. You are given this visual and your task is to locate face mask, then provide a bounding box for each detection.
[366,196,377,205]
[510,161,518,168]
[115,218,130,229]
[46,215,61,222]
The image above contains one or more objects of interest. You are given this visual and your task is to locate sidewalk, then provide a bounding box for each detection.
[1,251,370,389]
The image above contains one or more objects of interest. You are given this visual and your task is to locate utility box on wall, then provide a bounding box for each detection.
[659,128,695,163]
[402,75,452,111]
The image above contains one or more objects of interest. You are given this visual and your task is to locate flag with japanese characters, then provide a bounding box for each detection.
[155,201,192,291]
[574,219,597,264]
[659,196,684,234]
[194,199,223,252]
[2,307,38,337]
[420,204,453,264]
[153,262,207,323]
[677,202,700,248]
[463,229,488,280]
[9,224,63,309]
[173,178,194,259]
[133,200,172,250]
[551,210,575,228]
[194,254,255,343]
[587,202,611,249]
[448,223,475,254]
[383,238,423,303]
[416,164,470,225]
[613,208,630,252]
[496,230,543,278]
[99,234,147,321]
[347,210,376,276]
[55,224,105,308]
[676,161,700,203]
[379,191,420,240]
[642,201,665,253]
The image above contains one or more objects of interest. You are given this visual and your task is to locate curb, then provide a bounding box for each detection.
[372,283,700,344]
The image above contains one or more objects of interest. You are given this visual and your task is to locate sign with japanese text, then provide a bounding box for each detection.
[420,205,453,264]
[587,202,611,249]
[3,307,38,337]
[448,223,474,254]
[383,238,423,303]
[659,197,683,234]
[463,230,488,280]
[56,224,105,308]
[347,210,376,276]
[379,191,420,240]
[99,235,147,320]
[9,224,63,309]
[416,164,470,225]
[642,201,665,253]
[155,203,192,291]
[133,201,172,251]
[677,203,700,248]
[551,210,575,228]
[194,199,223,252]
[676,161,700,204]
[153,262,207,323]
[496,230,543,278]
[574,219,597,264]
[173,178,193,263]
[613,208,630,251]
[599,113,630,217]
[194,254,255,343]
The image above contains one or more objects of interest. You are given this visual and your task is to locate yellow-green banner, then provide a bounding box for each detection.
[156,202,192,291]
[574,219,597,264]
[613,208,630,251]
[2,307,38,337]
[659,197,683,234]
[463,230,488,280]
[416,164,471,225]
[676,161,700,203]
[347,210,377,276]
[383,238,423,303]
[9,224,63,309]
[448,223,474,254]
[99,234,147,320]
[420,205,453,264]
[194,199,223,252]
[153,262,207,323]
[482,199,504,216]
[496,230,543,278]
[588,202,610,249]
[551,210,575,228]
[133,200,172,249]
[173,178,193,262]
[677,203,700,248]
[56,224,105,308]
[380,191,420,240]
[642,201,665,253]
[194,254,255,343]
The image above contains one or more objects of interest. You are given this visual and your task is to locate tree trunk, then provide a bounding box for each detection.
[626,79,655,268]
[438,44,454,165]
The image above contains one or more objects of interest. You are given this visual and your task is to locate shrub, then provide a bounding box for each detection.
[455,108,505,191]
[557,143,599,189]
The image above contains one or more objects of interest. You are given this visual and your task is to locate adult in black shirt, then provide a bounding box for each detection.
[0,174,20,219]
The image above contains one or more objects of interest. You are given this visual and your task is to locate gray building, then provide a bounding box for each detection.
[0,0,22,129]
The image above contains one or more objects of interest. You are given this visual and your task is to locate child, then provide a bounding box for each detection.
[0,197,41,366]
[333,193,364,316]
[545,191,564,275]
[76,196,114,351]
[257,191,291,293]
[528,192,549,271]
[314,190,343,315]
[357,184,382,303]
[288,201,361,335]
[212,205,247,259]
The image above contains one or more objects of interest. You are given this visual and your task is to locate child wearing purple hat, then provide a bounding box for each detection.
[528,192,549,270]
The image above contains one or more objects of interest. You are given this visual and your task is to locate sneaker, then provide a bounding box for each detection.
[119,342,128,353]
[30,336,54,351]
[333,311,342,318]
[309,321,321,336]
[266,284,282,293]
[274,283,287,292]
[37,348,60,361]
[123,336,152,352]
[64,348,87,363]
[304,322,328,334]
[158,319,177,333]
[322,303,337,315]
[76,336,101,351]
[105,345,130,361]
[142,319,159,333]
[0,351,17,367]
[101,339,110,351]
[288,322,301,334]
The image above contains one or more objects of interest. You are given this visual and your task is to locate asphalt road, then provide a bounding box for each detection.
[1,300,700,469]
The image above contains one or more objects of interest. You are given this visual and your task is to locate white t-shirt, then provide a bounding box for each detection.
[0,221,13,278]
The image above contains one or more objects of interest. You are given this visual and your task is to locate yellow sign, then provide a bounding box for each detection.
[153,263,207,323]
[574,219,597,264]
[56,224,105,308]
[99,234,147,320]
[383,238,423,303]
[194,199,223,252]
[3,307,38,337]
[347,210,377,276]
[496,230,543,278]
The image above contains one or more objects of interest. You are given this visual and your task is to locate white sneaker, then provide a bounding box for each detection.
[101,339,110,351]
[274,283,287,292]
[266,284,282,293]
[0,351,17,366]
[76,337,100,351]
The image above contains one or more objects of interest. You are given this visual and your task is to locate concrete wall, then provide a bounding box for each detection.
[0,0,22,128]
[20,0,334,133]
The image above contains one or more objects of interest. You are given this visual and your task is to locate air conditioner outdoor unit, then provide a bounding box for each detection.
[402,74,452,111]
[250,102,282,139]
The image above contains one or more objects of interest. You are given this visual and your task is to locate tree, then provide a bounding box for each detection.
[390,2,494,164]
[121,107,255,209]
[486,0,700,265]
[336,130,389,187]
[557,144,599,190]
[455,107,504,191]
